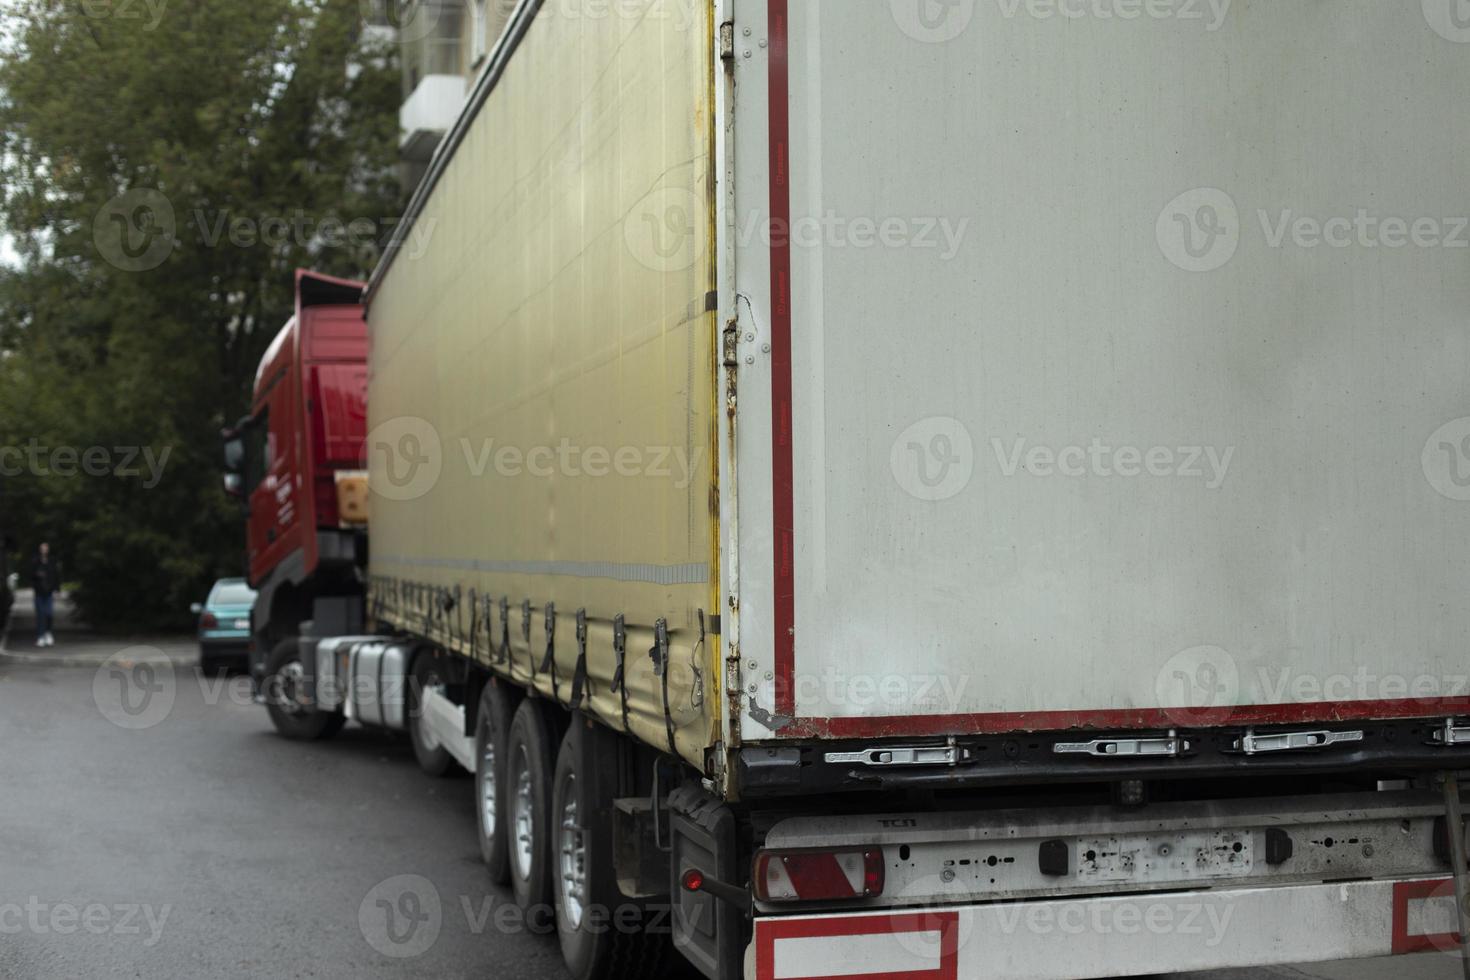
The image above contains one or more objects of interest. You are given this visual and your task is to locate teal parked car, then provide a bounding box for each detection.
[191,578,257,674]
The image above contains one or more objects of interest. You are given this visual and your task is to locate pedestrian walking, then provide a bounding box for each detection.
[31,542,60,647]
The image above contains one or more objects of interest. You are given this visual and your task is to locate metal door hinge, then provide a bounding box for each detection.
[719,22,735,62]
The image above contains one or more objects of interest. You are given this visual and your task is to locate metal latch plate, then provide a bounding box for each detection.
[1054,735,1189,758]
[825,743,972,768]
[1233,729,1364,755]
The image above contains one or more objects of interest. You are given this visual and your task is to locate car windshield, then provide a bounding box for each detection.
[211,582,257,606]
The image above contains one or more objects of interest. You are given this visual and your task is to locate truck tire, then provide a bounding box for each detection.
[474,678,517,885]
[553,719,670,980]
[506,698,560,934]
[263,638,345,741]
[407,651,459,777]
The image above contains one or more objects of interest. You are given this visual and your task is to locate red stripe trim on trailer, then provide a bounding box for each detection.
[755,911,960,980]
[768,0,796,717]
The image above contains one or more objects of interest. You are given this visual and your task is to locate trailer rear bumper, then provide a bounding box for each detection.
[750,878,1460,980]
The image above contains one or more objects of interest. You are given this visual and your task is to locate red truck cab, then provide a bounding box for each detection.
[227,270,368,685]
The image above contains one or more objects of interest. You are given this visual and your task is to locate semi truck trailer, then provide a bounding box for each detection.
[229,2,1470,978]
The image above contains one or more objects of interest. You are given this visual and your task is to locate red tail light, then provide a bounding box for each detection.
[753,848,885,903]
[200,612,219,629]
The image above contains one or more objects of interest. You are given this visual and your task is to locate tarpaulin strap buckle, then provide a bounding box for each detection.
[652,619,676,756]
[498,596,511,665]
[522,599,533,677]
[648,622,667,677]
[611,615,630,733]
[569,608,589,710]
[541,602,559,698]
[692,611,707,709]
[467,588,479,657]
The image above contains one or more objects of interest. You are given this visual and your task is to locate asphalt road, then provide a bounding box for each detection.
[0,632,567,979]
[0,601,1459,979]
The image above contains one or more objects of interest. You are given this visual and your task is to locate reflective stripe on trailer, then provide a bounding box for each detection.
[753,878,1460,980]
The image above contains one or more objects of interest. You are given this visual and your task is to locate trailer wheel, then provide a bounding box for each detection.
[506,698,559,934]
[474,678,518,884]
[553,719,670,980]
[407,652,458,777]
[263,639,345,741]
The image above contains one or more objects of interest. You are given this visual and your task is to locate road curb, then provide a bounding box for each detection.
[0,645,195,667]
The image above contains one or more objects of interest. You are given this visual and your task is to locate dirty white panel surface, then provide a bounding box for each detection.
[735,0,1470,734]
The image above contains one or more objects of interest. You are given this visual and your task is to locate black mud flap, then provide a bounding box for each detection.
[669,784,745,980]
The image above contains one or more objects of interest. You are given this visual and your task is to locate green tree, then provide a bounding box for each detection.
[0,0,401,631]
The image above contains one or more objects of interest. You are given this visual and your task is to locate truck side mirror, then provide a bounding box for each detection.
[222,473,244,498]
[222,434,245,474]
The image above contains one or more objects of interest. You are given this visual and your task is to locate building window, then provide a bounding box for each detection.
[471,0,489,66]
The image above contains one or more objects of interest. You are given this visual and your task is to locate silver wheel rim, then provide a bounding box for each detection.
[511,745,535,882]
[558,771,586,929]
[275,661,307,715]
[479,738,497,839]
